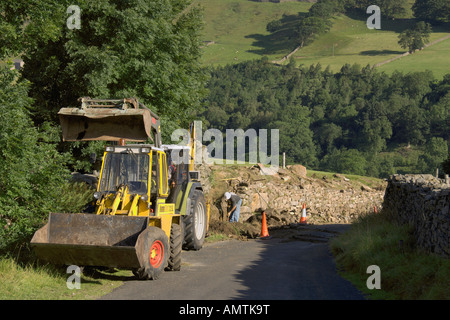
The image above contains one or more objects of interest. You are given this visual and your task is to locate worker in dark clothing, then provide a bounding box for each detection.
[224,192,242,222]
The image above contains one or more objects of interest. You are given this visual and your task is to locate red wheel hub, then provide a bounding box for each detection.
[149,240,164,268]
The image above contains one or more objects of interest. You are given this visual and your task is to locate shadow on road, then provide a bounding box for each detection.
[231,224,366,300]
[99,224,368,300]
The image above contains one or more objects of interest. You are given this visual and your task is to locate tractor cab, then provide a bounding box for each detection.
[94,144,170,217]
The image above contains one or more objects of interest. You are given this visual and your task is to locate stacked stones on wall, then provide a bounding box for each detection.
[383,174,450,258]
[203,162,385,226]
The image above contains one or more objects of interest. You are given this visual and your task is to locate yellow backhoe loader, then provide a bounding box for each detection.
[31,98,209,280]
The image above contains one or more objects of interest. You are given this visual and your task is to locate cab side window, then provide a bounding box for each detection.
[151,151,158,194]
[158,151,168,197]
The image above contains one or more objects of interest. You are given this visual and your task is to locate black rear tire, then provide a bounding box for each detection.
[183,190,207,250]
[166,223,182,271]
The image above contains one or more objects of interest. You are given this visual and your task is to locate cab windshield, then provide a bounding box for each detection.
[99,152,149,194]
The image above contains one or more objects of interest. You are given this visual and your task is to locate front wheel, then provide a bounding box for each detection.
[134,227,169,280]
[183,190,207,250]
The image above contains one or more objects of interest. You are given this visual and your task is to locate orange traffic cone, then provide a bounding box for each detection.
[300,203,307,224]
[260,211,271,239]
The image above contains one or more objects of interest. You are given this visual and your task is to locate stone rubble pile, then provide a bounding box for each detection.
[201,163,386,226]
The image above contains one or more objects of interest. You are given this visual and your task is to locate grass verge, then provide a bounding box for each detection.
[330,211,450,300]
[0,255,127,300]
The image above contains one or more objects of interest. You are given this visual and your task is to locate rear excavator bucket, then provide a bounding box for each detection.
[31,213,149,269]
[58,97,162,145]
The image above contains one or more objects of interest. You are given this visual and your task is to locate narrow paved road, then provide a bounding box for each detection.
[100,224,365,300]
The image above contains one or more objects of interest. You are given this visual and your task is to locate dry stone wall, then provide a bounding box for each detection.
[203,163,386,226]
[383,174,450,257]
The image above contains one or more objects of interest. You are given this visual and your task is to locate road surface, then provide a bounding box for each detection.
[100,224,365,300]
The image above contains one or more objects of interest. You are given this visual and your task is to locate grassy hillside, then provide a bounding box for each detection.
[293,14,450,78]
[377,35,450,78]
[198,0,449,78]
[199,0,312,65]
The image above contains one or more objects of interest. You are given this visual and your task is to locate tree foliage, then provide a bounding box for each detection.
[413,0,450,23]
[0,67,71,252]
[1,0,207,172]
[398,21,432,54]
[0,0,70,59]
[21,0,206,137]
[199,59,449,178]
[266,0,341,49]
[340,0,409,19]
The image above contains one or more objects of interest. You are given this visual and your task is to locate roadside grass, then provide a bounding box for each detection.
[0,255,127,300]
[205,232,229,243]
[0,179,128,300]
[330,211,450,300]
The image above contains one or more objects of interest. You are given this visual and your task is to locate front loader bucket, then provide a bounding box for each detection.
[31,213,149,269]
[58,107,153,142]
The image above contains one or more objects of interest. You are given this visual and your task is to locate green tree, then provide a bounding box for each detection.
[429,93,450,139]
[309,0,340,18]
[356,100,392,154]
[398,21,432,54]
[442,154,450,175]
[316,122,342,155]
[0,67,70,252]
[297,15,332,47]
[413,0,450,23]
[320,148,367,176]
[20,0,206,140]
[419,137,448,174]
[0,0,70,59]
[380,0,409,19]
[395,104,427,145]
[378,156,395,178]
[270,104,318,167]
[343,0,408,19]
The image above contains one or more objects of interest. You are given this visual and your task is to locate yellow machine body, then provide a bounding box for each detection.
[31,98,209,277]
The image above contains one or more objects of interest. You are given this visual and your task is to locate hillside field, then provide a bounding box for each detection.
[199,0,312,65]
[198,0,450,78]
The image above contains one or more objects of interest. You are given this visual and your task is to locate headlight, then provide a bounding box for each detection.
[141,147,150,153]
[140,194,148,202]
[93,192,101,200]
[105,146,114,152]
